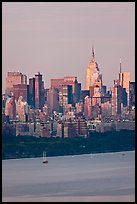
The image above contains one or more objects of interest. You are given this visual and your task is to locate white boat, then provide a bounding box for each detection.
[42,151,48,164]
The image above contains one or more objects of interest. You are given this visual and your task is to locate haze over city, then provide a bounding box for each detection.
[2,2,135,93]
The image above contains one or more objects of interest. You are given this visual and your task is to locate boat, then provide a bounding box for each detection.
[42,151,48,164]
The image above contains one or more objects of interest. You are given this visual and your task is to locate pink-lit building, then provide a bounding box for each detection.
[86,46,102,90]
[5,96,16,120]
[5,71,27,96]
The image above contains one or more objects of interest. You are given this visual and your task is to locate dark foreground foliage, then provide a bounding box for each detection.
[2,130,135,160]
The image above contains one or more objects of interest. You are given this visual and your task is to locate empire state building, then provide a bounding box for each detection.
[86,46,102,90]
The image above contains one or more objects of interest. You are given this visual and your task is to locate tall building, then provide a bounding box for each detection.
[13,84,28,102]
[51,76,81,105]
[129,82,135,108]
[28,78,35,108]
[5,71,27,96]
[86,46,102,90]
[118,59,130,106]
[122,72,130,106]
[35,72,44,110]
[47,87,59,114]
[16,96,29,122]
[111,84,123,115]
[5,96,16,120]
[59,85,72,114]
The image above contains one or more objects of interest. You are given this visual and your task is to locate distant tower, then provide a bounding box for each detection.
[5,96,16,120]
[122,72,130,106]
[119,58,123,86]
[86,45,102,90]
[111,84,123,115]
[29,78,35,108]
[35,72,44,110]
[5,71,27,96]
[118,59,130,106]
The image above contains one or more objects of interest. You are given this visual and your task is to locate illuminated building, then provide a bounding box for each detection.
[5,71,27,96]
[86,46,102,90]
[118,59,130,106]
[13,84,28,102]
[5,96,16,120]
[17,96,28,122]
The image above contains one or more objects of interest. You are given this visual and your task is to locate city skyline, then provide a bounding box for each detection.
[2,2,135,93]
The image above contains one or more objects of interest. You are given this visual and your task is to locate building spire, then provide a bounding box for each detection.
[90,44,95,62]
[120,58,122,73]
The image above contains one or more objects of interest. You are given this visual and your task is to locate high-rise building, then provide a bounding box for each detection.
[122,72,130,106]
[118,59,130,106]
[51,76,81,105]
[129,82,135,108]
[28,78,35,108]
[5,71,27,96]
[13,84,28,102]
[111,84,123,115]
[47,87,59,114]
[59,85,72,114]
[35,72,44,110]
[80,90,90,102]
[16,96,29,122]
[5,96,16,120]
[86,46,102,90]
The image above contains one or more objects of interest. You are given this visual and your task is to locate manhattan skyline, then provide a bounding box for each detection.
[2,2,135,93]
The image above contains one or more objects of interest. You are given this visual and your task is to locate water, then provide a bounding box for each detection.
[2,151,135,202]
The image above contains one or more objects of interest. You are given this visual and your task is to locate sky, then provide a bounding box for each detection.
[2,2,135,93]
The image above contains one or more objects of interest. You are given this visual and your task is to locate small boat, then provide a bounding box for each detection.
[42,151,48,164]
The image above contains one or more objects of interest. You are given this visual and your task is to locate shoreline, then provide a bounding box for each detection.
[2,150,135,161]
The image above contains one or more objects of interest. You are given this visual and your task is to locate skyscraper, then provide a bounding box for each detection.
[35,72,44,110]
[13,84,28,102]
[28,78,35,108]
[5,96,16,120]
[118,59,130,106]
[86,46,102,90]
[111,84,123,115]
[5,71,27,96]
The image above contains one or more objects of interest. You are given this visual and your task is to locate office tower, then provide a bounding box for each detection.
[13,84,28,102]
[59,85,72,114]
[122,72,130,106]
[51,76,81,105]
[5,96,16,120]
[73,82,81,104]
[51,78,64,89]
[119,58,123,86]
[5,71,27,96]
[16,96,28,122]
[129,82,135,108]
[111,84,123,115]
[86,46,102,90]
[84,96,91,119]
[28,78,35,108]
[35,72,44,110]
[47,87,59,114]
[80,90,90,102]
[118,59,130,106]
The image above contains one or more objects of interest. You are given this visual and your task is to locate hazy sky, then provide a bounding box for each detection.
[2,2,135,93]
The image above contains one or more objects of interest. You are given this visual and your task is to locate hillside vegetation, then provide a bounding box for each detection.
[2,130,135,160]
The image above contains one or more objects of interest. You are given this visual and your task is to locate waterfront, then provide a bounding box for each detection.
[2,151,135,202]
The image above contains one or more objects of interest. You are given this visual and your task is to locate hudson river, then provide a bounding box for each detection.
[2,151,135,202]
